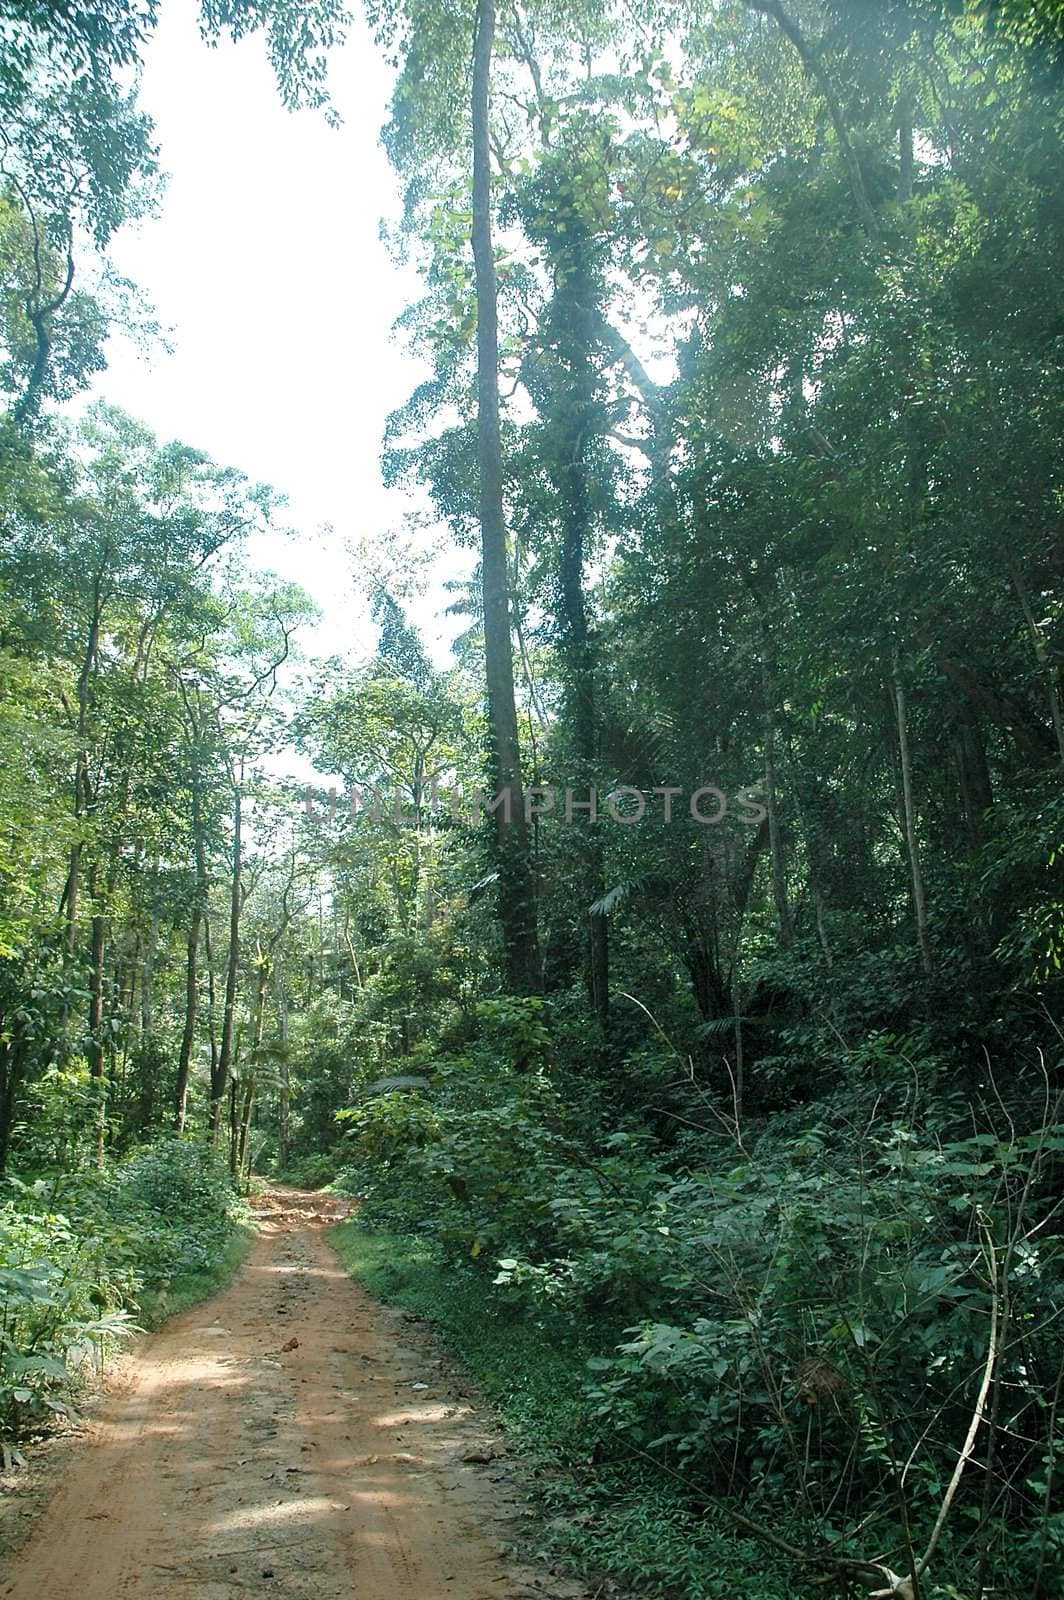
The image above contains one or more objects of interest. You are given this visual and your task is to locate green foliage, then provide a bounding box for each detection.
[275,1151,342,1189]
[332,1218,600,1472]
[115,1139,250,1278]
[337,1001,577,1260]
[338,995,1064,1593]
[0,1193,137,1433]
[0,1139,249,1439]
[134,1224,254,1330]
[332,1221,792,1600]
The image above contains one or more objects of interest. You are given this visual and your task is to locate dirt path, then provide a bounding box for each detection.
[2,1189,564,1600]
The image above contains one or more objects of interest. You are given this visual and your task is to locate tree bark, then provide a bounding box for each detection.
[62,578,105,958]
[176,774,210,1131]
[897,92,914,201]
[278,974,290,1168]
[762,683,792,949]
[213,783,242,1141]
[747,0,878,240]
[237,1077,255,1180]
[787,747,833,966]
[892,650,933,977]
[925,643,1054,763]
[542,202,608,1025]
[88,900,106,1162]
[751,596,792,947]
[204,910,219,1091]
[0,1041,24,1175]
[175,903,201,1133]
[1010,556,1064,767]
[237,949,271,1179]
[953,707,994,846]
[472,0,541,994]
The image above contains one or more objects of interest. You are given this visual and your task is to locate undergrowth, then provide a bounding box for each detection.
[272,1151,343,1190]
[329,1001,1064,1599]
[1,1138,251,1446]
[331,1220,792,1600]
[135,1223,256,1329]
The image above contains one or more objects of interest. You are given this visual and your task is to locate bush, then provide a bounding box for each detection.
[114,1138,246,1278]
[0,1139,248,1441]
[274,1151,342,1189]
[0,1177,138,1437]
[337,1011,1064,1597]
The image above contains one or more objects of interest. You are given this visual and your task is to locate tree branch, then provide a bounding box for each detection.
[745,0,878,241]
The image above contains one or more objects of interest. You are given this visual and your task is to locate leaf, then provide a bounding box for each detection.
[8,1353,69,1380]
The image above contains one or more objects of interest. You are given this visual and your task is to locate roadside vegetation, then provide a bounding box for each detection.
[1,1133,250,1460]
[332,1219,795,1600]
[331,1009,1064,1599]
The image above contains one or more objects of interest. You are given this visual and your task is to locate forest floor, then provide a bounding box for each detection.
[0,1187,583,1600]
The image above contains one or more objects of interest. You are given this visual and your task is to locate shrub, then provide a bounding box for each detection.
[1,1139,248,1442]
[114,1138,245,1277]
[0,1184,137,1437]
[275,1151,343,1189]
[338,1007,1064,1595]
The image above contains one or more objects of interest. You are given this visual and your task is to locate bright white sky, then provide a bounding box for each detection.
[84,0,467,668]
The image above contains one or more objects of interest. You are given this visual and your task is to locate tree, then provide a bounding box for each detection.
[469,0,541,991]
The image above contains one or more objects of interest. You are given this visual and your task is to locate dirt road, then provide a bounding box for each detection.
[2,1190,557,1600]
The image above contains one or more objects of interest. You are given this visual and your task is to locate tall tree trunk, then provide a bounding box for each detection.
[924,641,1055,763]
[88,909,106,1158]
[752,600,793,947]
[64,812,84,959]
[589,911,609,1028]
[137,887,160,1131]
[787,747,833,966]
[213,783,242,1141]
[176,779,210,1131]
[892,650,933,977]
[175,904,202,1132]
[86,763,132,1157]
[472,0,541,994]
[750,0,878,239]
[762,690,792,949]
[140,892,160,1048]
[343,910,363,991]
[228,1079,239,1174]
[953,707,994,846]
[277,973,290,1169]
[0,1042,24,1176]
[84,855,107,1163]
[237,950,270,1180]
[731,974,745,1124]
[538,204,609,1024]
[204,910,219,1091]
[897,91,914,201]
[237,1078,255,1180]
[1010,556,1064,767]
[62,594,103,957]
